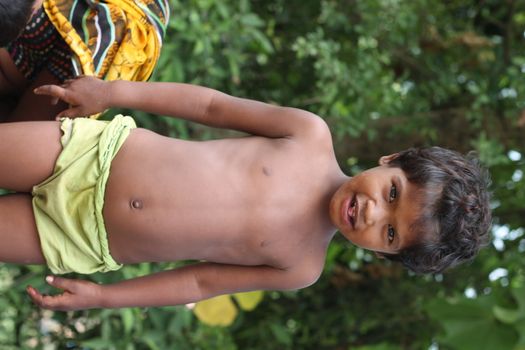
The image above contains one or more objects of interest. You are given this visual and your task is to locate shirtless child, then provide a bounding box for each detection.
[0,76,491,311]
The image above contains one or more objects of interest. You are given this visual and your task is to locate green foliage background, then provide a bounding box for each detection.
[1,0,525,348]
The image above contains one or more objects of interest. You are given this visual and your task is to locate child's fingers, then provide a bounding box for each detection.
[26,285,46,304]
[26,285,44,305]
[34,85,68,101]
[46,275,78,292]
[26,285,69,310]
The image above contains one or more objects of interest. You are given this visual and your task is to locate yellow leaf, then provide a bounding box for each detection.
[233,291,264,311]
[193,295,238,326]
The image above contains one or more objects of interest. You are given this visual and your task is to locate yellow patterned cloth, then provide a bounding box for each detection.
[43,0,169,81]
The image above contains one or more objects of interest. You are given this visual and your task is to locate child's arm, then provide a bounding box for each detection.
[34,76,327,138]
[26,262,319,311]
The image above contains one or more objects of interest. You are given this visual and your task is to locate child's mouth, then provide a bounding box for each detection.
[347,195,357,229]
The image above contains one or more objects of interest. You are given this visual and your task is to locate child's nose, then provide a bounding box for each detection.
[364,199,388,226]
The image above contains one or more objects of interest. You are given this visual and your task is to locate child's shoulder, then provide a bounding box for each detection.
[288,243,328,288]
[289,109,332,144]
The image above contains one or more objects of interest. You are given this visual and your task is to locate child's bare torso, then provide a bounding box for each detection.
[104,128,340,270]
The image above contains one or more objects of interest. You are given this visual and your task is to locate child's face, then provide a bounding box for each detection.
[330,154,423,255]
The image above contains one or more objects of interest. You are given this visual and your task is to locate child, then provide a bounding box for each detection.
[0,76,491,311]
[0,0,169,121]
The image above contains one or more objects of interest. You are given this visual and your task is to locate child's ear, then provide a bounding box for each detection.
[378,153,399,165]
[374,251,386,259]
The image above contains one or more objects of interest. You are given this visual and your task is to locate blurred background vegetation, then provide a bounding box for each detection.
[1,0,525,348]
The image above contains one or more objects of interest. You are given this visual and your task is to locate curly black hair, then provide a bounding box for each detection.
[0,0,35,47]
[382,147,492,274]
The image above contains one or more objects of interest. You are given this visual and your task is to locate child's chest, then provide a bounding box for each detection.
[105,133,336,264]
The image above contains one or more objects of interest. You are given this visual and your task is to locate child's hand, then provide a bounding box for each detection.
[26,275,103,311]
[34,76,111,120]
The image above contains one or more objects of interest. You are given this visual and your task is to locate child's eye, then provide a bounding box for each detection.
[389,184,397,203]
[387,225,396,243]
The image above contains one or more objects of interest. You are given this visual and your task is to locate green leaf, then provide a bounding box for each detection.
[141,331,163,350]
[353,343,403,350]
[80,337,114,349]
[493,305,520,324]
[426,297,519,350]
[515,319,525,350]
[492,286,525,327]
[443,321,517,350]
[511,287,525,317]
[120,308,135,335]
[240,14,264,27]
[269,323,292,345]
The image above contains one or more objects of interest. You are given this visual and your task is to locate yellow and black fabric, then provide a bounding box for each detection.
[44,0,170,81]
[8,0,169,83]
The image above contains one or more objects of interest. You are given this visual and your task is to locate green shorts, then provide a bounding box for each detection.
[32,115,136,274]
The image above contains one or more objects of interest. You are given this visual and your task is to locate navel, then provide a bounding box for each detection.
[262,166,272,176]
[130,199,143,210]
